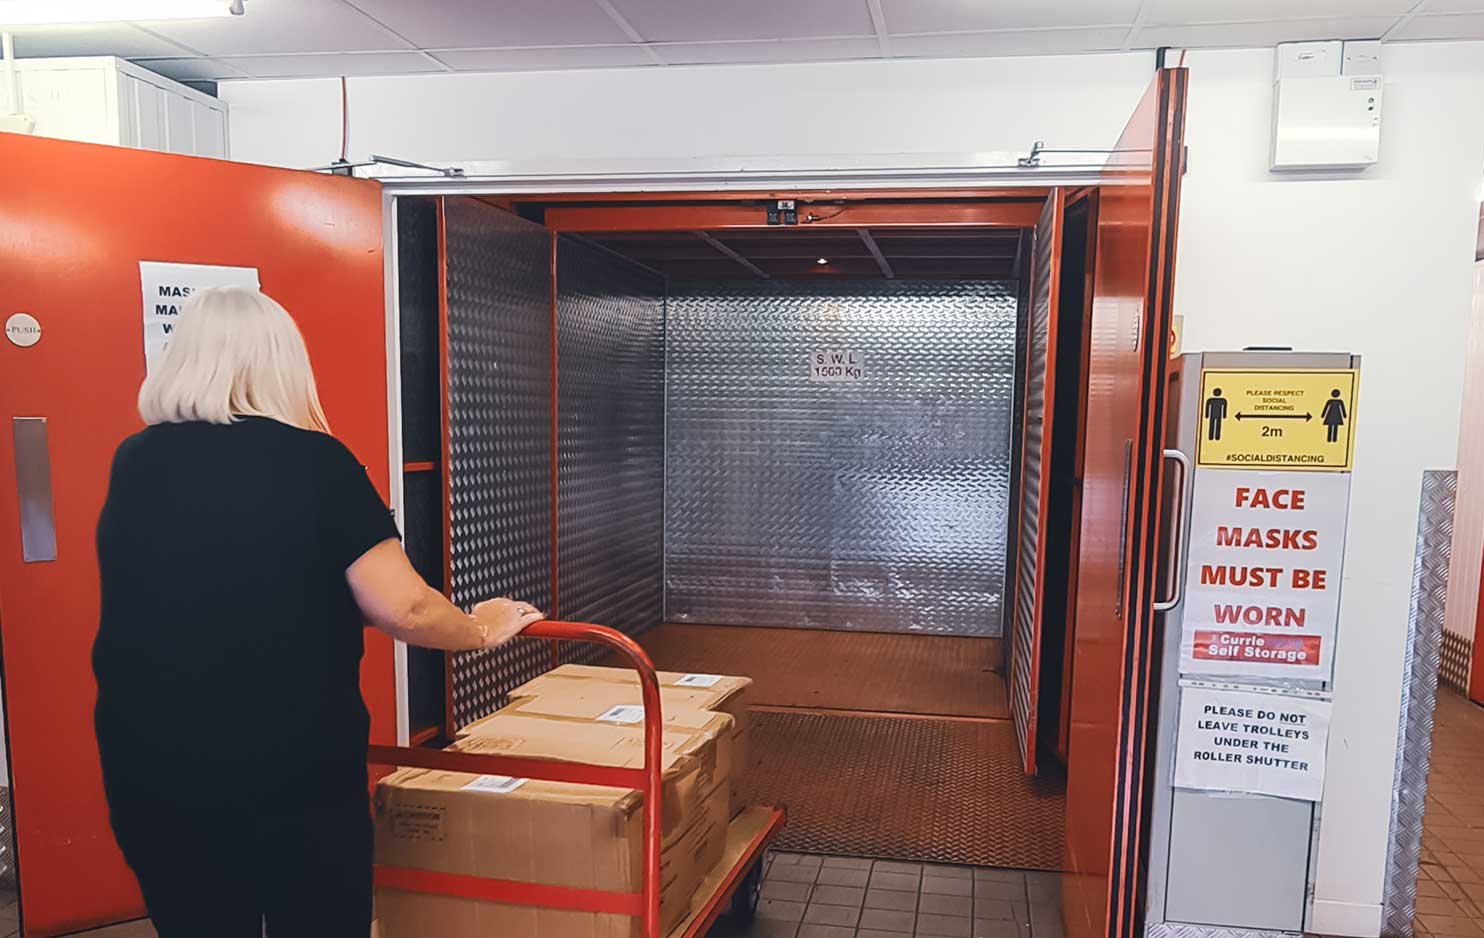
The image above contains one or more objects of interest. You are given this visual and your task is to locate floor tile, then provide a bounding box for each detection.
[866,888,920,912]
[762,880,814,902]
[920,893,973,917]
[923,874,975,897]
[917,911,974,937]
[808,883,864,907]
[803,903,860,927]
[771,864,822,885]
[860,908,918,932]
[974,899,1017,921]
[876,861,924,877]
[924,863,975,880]
[872,870,923,892]
[973,919,1024,938]
[817,867,870,888]
[975,880,1025,902]
[758,898,808,923]
[860,930,913,938]
[796,924,854,938]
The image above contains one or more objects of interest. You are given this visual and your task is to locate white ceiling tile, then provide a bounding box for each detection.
[9,23,194,58]
[1390,12,1484,37]
[217,51,446,78]
[891,26,1131,58]
[430,45,655,70]
[347,0,632,48]
[145,0,410,56]
[1132,17,1400,48]
[651,36,881,65]
[1416,0,1484,12]
[1144,0,1412,25]
[882,0,1141,33]
[133,57,250,81]
[610,0,874,41]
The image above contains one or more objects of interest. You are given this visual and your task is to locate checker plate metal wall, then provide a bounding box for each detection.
[1012,196,1058,769]
[443,197,554,729]
[556,237,666,639]
[665,279,1018,635]
[1382,469,1454,938]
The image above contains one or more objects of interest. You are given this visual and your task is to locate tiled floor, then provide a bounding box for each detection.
[1415,689,1484,937]
[709,854,1060,938]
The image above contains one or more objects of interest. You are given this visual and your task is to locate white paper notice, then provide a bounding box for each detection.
[139,261,260,374]
[674,673,723,688]
[596,704,645,725]
[460,775,528,795]
[1174,685,1331,801]
[1179,469,1351,681]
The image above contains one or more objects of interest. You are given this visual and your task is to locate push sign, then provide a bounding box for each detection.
[809,349,864,382]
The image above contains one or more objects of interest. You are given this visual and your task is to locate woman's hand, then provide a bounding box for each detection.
[472,597,545,648]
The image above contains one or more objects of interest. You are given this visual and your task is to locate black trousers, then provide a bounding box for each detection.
[107,787,372,938]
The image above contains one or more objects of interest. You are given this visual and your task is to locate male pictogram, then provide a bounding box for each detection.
[1205,388,1227,441]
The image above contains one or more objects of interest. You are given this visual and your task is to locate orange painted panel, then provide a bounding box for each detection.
[0,134,391,936]
[1061,69,1187,938]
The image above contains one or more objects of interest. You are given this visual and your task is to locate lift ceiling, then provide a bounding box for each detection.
[584,226,1025,281]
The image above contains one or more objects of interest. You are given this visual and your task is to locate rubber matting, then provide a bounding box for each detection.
[741,709,1065,869]
[635,623,1008,718]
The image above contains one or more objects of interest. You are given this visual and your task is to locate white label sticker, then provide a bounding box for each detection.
[809,349,864,382]
[674,673,723,688]
[4,312,40,348]
[1173,685,1331,801]
[460,775,528,795]
[597,704,646,725]
[139,261,260,375]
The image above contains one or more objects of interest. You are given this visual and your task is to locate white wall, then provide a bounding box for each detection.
[1174,42,1484,935]
[220,43,1484,936]
[221,52,1156,173]
[1445,261,1484,650]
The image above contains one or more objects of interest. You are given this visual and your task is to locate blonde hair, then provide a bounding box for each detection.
[138,286,330,432]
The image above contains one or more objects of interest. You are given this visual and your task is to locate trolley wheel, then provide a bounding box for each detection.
[727,858,764,923]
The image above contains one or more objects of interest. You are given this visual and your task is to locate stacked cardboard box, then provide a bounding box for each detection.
[500,665,753,816]
[374,667,754,938]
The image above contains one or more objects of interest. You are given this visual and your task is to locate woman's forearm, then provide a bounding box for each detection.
[390,584,487,650]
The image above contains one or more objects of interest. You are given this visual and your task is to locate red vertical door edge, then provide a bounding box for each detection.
[1061,67,1188,938]
[0,134,394,936]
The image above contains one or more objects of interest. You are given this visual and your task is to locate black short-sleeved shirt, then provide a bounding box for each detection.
[93,417,399,806]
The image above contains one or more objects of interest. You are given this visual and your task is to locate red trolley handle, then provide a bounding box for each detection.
[368,620,666,938]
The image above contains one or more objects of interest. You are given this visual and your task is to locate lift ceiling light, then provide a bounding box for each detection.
[0,0,241,26]
[816,257,829,265]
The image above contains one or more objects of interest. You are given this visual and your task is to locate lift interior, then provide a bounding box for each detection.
[393,192,1074,871]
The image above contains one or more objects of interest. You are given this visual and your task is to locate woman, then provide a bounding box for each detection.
[92,286,542,938]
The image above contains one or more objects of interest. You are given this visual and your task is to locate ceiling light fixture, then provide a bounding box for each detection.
[0,0,240,27]
[816,257,829,265]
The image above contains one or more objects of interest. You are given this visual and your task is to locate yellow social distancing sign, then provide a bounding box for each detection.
[1196,369,1358,471]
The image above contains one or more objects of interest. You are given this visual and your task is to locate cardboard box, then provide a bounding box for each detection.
[373,739,728,938]
[505,665,753,814]
[450,712,731,836]
[472,695,735,794]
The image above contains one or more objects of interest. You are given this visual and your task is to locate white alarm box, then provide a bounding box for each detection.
[1270,40,1382,171]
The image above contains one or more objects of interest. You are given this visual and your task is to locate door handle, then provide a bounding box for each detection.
[1153,448,1191,612]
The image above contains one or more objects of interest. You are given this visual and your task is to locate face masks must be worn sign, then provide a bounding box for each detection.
[139,261,260,375]
[1180,468,1351,682]
[1174,684,1331,802]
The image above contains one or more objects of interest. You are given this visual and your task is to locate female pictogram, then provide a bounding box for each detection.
[1320,389,1347,443]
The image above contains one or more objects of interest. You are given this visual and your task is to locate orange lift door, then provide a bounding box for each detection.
[1061,68,1189,938]
[1010,188,1064,776]
[0,134,393,936]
